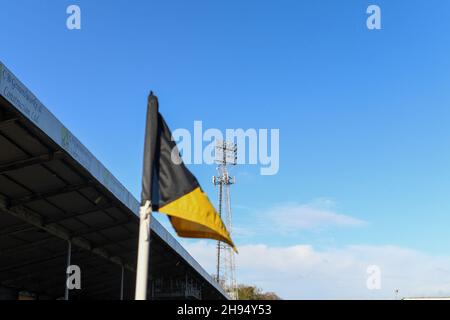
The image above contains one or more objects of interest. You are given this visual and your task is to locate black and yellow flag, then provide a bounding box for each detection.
[141,92,236,251]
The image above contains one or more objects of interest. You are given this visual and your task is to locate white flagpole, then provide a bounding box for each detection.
[135,200,152,300]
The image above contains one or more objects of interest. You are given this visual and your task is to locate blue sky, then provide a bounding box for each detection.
[2,0,450,298]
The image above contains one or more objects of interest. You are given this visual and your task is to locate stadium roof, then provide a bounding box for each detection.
[0,62,227,300]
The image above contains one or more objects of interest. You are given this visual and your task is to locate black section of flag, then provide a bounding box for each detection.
[141,93,198,209]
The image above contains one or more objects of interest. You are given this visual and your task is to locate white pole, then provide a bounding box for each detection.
[65,240,72,301]
[120,265,125,300]
[135,200,152,300]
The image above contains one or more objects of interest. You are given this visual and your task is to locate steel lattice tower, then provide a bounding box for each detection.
[213,140,238,300]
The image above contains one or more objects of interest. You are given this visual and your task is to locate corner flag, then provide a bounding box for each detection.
[141,92,236,250]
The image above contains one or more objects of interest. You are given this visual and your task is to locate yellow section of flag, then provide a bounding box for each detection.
[159,187,237,252]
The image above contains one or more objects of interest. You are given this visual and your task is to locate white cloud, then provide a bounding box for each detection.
[183,240,450,300]
[234,199,366,238]
[269,202,366,230]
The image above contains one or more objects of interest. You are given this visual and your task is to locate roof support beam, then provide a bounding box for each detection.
[0,236,57,257]
[44,204,115,225]
[0,251,67,274]
[72,219,133,238]
[94,234,138,251]
[0,194,135,273]
[0,118,18,129]
[0,151,64,175]
[0,223,37,237]
[9,182,92,207]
